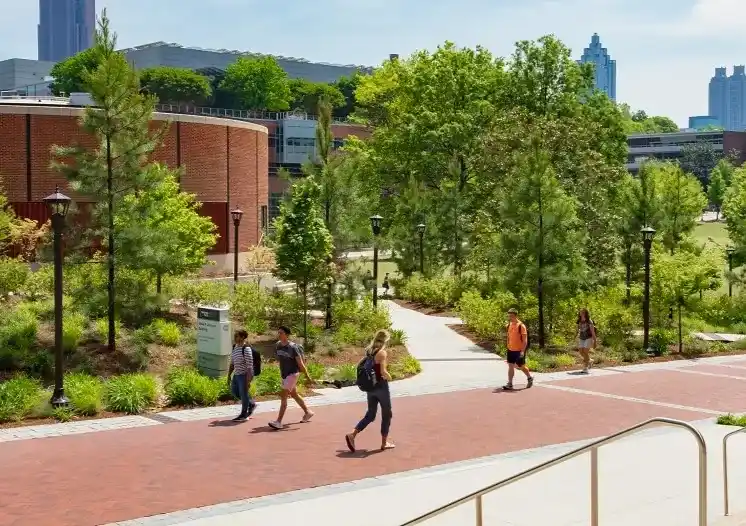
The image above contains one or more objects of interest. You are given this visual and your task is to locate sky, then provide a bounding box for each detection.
[1,0,745,127]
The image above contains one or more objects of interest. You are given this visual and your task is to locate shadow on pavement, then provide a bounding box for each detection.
[208,419,248,428]
[249,425,300,434]
[335,448,386,459]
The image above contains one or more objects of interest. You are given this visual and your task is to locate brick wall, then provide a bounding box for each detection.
[0,106,269,254]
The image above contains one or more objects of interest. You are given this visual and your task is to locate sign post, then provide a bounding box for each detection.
[196,305,231,378]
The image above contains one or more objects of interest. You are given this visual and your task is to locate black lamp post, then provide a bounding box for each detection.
[44,187,72,407]
[370,214,383,307]
[641,225,656,354]
[727,246,735,297]
[417,223,425,274]
[231,208,243,284]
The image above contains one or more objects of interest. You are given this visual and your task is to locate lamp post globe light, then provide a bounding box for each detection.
[370,215,383,307]
[727,246,735,297]
[231,208,244,284]
[43,186,72,407]
[641,225,656,354]
[417,223,425,275]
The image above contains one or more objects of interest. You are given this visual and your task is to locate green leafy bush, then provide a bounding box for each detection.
[165,367,223,406]
[150,319,181,347]
[334,298,392,337]
[0,376,43,422]
[333,323,363,345]
[457,290,517,341]
[22,264,54,300]
[62,312,87,352]
[717,414,746,427]
[254,364,283,396]
[303,361,326,384]
[391,355,421,379]
[93,318,121,341]
[64,372,104,416]
[232,283,270,333]
[0,257,29,298]
[649,328,674,356]
[397,275,462,308]
[390,328,407,346]
[177,280,231,310]
[104,373,158,414]
[0,305,38,369]
[332,363,357,383]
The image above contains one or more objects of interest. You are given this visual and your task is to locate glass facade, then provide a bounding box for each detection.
[38,0,95,62]
[578,33,616,101]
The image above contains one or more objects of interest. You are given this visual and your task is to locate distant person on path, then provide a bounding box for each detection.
[268,326,315,430]
[576,308,597,374]
[345,329,395,452]
[382,273,390,296]
[228,329,256,422]
[503,308,534,390]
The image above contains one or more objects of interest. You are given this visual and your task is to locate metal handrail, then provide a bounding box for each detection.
[401,418,707,526]
[723,425,746,516]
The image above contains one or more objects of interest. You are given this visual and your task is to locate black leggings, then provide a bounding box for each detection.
[355,383,392,436]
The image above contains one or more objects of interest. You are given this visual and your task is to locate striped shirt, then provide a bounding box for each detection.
[231,344,253,376]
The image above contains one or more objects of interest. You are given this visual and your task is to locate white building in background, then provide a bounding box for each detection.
[578,33,616,101]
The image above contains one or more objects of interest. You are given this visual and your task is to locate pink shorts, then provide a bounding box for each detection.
[282,373,300,391]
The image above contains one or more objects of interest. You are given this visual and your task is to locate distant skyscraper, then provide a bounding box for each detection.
[578,33,616,101]
[709,66,746,131]
[38,0,96,62]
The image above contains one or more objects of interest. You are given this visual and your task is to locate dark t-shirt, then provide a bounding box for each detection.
[276,341,303,379]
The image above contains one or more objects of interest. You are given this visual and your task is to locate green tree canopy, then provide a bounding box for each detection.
[652,161,707,254]
[722,165,746,265]
[114,164,218,291]
[139,66,212,107]
[288,79,345,114]
[679,140,721,188]
[619,104,679,134]
[331,73,361,120]
[220,56,291,111]
[48,47,102,95]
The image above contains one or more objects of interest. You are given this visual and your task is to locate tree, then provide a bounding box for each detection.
[139,67,212,107]
[653,161,707,254]
[332,73,361,120]
[679,141,721,188]
[273,177,333,343]
[288,79,345,114]
[708,169,727,220]
[48,47,102,96]
[220,56,291,111]
[497,137,587,348]
[651,248,720,353]
[52,11,166,350]
[722,165,746,266]
[114,164,218,293]
[619,104,679,134]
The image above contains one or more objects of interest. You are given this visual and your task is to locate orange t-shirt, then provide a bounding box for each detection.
[506,321,527,352]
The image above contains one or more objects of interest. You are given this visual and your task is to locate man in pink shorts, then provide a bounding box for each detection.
[268,326,315,429]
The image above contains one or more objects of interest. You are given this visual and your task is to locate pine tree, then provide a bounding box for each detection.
[52,11,166,350]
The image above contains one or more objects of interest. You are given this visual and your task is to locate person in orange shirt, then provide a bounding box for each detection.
[503,308,534,390]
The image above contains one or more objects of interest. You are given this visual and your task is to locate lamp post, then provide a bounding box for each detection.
[727,246,735,297]
[44,187,72,407]
[417,223,425,275]
[231,208,243,284]
[370,215,383,307]
[641,225,656,354]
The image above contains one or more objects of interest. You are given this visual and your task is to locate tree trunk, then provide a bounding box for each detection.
[302,279,308,347]
[156,273,162,294]
[106,133,116,352]
[677,303,683,354]
[625,242,631,305]
[537,185,545,349]
[324,198,332,329]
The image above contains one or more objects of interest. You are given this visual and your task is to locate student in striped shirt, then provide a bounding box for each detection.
[228,329,256,422]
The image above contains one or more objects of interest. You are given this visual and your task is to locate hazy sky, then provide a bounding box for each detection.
[1,0,745,126]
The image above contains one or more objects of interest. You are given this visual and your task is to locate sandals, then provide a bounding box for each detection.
[345,434,356,452]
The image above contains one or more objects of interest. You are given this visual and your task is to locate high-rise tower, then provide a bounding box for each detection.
[38,0,96,62]
[578,33,617,101]
[708,66,746,131]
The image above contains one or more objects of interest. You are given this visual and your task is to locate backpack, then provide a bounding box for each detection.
[356,350,379,392]
[242,345,262,376]
[522,323,530,350]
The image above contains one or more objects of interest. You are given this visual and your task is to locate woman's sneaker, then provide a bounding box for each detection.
[268,420,283,430]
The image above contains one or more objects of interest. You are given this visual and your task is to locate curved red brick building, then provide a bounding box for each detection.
[0,104,268,257]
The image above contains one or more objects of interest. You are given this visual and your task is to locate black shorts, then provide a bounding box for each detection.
[507,351,526,366]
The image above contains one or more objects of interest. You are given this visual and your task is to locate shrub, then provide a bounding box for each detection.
[0,305,38,368]
[22,264,54,300]
[718,414,746,427]
[232,283,270,332]
[254,364,283,396]
[303,362,326,384]
[165,367,223,406]
[333,298,391,337]
[93,318,121,341]
[390,328,407,346]
[332,363,357,383]
[649,328,674,356]
[398,275,462,308]
[334,323,363,345]
[62,312,87,352]
[104,373,158,414]
[150,319,181,347]
[457,290,516,341]
[64,372,103,416]
[551,353,576,368]
[0,376,43,422]
[391,355,421,379]
[0,257,29,298]
[177,280,231,310]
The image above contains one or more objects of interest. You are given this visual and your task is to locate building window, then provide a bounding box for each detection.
[269,192,285,223]
[260,205,268,232]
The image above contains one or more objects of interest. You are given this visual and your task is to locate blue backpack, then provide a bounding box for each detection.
[356,351,379,392]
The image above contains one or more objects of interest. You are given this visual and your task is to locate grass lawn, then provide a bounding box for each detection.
[695,221,730,248]
[348,259,400,285]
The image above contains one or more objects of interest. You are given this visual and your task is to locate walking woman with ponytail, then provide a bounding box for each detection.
[345,329,395,452]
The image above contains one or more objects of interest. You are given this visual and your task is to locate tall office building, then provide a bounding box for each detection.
[708,66,746,131]
[578,33,616,101]
[38,0,96,62]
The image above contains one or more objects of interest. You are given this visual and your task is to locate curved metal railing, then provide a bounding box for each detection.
[400,417,707,526]
[723,425,746,516]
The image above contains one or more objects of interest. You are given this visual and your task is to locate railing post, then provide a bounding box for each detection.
[724,434,730,516]
[475,495,483,526]
[590,447,599,526]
